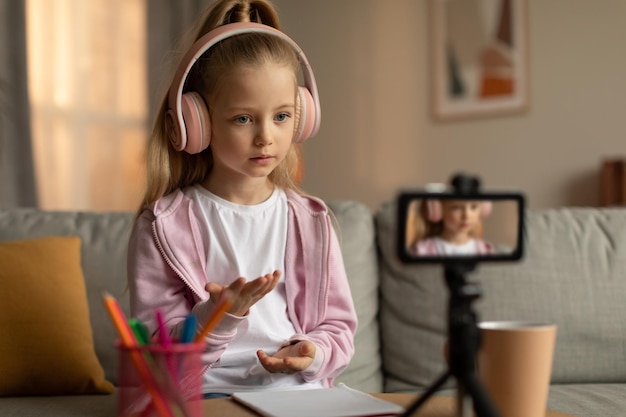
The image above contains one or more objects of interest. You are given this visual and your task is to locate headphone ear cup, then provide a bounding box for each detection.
[180,92,211,154]
[293,87,316,144]
[481,201,493,218]
[165,109,185,152]
[427,200,443,223]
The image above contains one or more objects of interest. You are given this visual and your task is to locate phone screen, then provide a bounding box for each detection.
[396,192,525,263]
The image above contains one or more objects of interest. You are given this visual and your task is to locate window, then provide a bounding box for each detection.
[26,0,147,211]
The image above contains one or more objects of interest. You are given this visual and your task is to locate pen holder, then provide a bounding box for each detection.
[116,342,205,417]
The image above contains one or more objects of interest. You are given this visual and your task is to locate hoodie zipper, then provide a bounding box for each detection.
[320,214,332,320]
[151,221,204,301]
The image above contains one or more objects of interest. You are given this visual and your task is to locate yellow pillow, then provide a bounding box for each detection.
[0,236,114,396]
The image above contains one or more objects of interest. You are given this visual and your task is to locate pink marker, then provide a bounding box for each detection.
[155,309,172,347]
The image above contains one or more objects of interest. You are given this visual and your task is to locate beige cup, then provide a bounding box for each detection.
[477,321,557,417]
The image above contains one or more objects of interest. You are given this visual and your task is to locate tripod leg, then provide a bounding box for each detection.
[399,370,452,417]
[455,384,473,417]
[459,372,501,417]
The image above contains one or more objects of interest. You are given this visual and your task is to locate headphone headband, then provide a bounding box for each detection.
[167,22,321,151]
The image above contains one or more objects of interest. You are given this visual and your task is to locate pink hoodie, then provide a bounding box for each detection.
[127,188,357,387]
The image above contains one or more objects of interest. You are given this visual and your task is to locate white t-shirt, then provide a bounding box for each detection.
[184,185,322,392]
[431,236,480,255]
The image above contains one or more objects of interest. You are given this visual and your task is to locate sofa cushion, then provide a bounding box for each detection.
[547,383,626,417]
[376,201,450,392]
[377,203,626,392]
[0,208,134,385]
[474,208,626,384]
[0,236,114,396]
[328,200,383,392]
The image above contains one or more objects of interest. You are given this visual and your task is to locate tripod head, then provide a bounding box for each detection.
[450,172,481,195]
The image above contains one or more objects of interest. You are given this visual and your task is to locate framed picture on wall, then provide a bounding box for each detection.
[429,0,529,120]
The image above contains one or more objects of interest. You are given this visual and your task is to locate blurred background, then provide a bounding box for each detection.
[1,0,625,212]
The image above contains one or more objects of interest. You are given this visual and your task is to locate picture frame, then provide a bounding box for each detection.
[429,0,529,120]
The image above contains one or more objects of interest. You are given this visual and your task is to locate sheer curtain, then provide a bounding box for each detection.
[25,0,215,211]
[0,0,38,208]
[21,0,219,211]
[27,0,147,211]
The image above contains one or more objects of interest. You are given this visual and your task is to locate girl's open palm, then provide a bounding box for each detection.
[256,340,316,374]
[205,270,281,317]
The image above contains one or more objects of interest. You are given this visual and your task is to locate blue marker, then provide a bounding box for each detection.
[180,315,197,343]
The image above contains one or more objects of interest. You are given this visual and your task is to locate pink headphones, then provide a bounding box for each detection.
[165,22,321,154]
[426,200,493,222]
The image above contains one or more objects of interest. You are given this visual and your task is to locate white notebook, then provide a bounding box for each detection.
[232,384,404,417]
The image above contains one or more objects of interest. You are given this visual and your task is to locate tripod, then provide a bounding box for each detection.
[399,263,501,417]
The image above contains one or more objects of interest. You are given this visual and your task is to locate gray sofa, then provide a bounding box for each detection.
[1,200,625,416]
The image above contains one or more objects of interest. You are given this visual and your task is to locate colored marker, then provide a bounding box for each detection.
[129,319,151,346]
[180,315,198,344]
[155,309,173,347]
[194,292,233,343]
[102,292,175,417]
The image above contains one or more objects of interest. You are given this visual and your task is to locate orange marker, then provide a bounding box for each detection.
[194,293,233,343]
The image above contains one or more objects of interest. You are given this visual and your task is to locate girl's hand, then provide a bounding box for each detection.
[256,340,316,374]
[205,270,281,317]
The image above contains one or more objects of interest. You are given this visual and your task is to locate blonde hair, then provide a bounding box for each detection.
[405,200,427,249]
[139,0,302,214]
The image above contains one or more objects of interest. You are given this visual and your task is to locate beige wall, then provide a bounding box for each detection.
[274,0,626,211]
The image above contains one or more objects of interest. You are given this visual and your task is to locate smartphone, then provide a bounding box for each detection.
[396,190,525,264]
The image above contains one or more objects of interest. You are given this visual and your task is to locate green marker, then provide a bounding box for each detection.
[129,318,151,346]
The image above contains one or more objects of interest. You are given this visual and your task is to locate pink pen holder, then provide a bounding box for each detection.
[116,342,205,417]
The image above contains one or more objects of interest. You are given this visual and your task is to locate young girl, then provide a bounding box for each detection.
[127,0,357,396]
[408,199,495,256]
